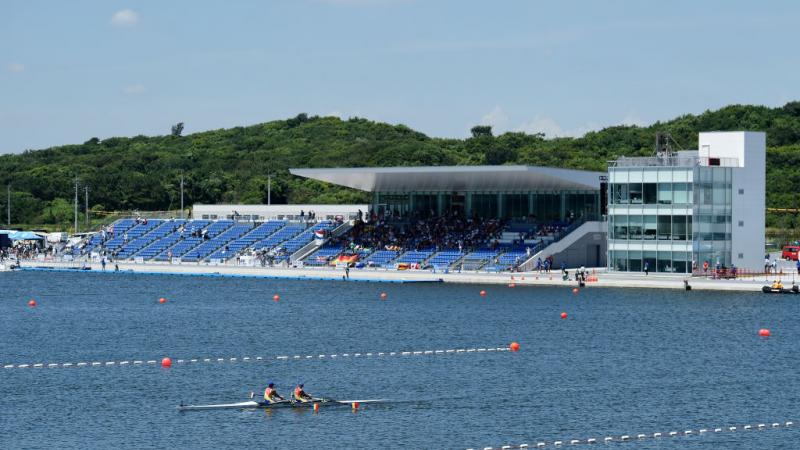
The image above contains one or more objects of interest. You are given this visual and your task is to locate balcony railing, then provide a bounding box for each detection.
[609,156,739,168]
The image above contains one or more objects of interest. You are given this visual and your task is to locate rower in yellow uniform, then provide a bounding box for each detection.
[293,383,314,403]
[263,382,285,404]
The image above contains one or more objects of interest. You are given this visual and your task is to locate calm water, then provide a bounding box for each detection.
[1,270,798,449]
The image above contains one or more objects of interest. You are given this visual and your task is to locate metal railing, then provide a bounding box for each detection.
[609,156,739,168]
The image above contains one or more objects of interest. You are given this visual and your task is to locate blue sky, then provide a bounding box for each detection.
[1,0,798,153]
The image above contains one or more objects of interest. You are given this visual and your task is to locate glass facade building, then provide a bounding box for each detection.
[374,191,599,221]
[290,165,604,222]
[608,156,735,274]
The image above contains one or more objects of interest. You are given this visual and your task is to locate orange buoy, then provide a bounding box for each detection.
[159,297,167,304]
[380,292,388,300]
[351,401,360,410]
[479,290,487,297]
[508,283,516,288]
[759,328,771,337]
[560,312,568,320]
[28,299,37,308]
[273,294,280,302]
[313,403,320,412]
[572,288,579,294]
[509,342,520,352]
[161,357,172,368]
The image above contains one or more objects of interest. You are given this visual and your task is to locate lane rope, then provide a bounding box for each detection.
[2,345,510,370]
[467,421,794,449]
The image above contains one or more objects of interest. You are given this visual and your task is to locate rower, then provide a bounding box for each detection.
[293,383,313,403]
[263,382,285,403]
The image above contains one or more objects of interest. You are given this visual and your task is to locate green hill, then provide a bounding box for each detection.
[1,103,800,230]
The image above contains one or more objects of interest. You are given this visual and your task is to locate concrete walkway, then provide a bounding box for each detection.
[15,260,794,292]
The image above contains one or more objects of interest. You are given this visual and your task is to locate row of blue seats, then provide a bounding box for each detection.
[252,224,306,253]
[207,221,286,261]
[116,220,181,259]
[428,250,464,268]
[396,250,434,265]
[138,221,209,260]
[154,221,234,261]
[182,223,254,262]
[304,245,344,266]
[274,221,337,262]
[363,250,399,266]
[105,220,163,252]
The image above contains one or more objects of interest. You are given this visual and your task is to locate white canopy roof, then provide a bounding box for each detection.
[290,165,603,192]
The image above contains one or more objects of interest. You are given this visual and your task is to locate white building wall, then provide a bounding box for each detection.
[698,132,766,270]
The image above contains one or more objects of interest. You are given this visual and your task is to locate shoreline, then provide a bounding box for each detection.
[9,261,792,292]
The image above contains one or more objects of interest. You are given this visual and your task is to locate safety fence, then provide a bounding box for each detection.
[692,267,799,281]
[468,420,794,449]
[2,345,512,370]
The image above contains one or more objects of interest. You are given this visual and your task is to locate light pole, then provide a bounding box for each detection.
[180,173,185,219]
[267,171,272,205]
[85,186,89,228]
[6,184,10,226]
[74,177,79,234]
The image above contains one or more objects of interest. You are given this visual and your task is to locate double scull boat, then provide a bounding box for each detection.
[178,398,384,411]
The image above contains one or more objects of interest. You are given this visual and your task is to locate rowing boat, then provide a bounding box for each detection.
[177,398,384,411]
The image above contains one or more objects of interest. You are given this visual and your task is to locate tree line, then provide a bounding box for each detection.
[1,102,799,230]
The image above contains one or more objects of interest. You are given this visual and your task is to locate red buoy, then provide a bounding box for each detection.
[509,342,520,352]
[759,328,771,337]
[479,290,487,297]
[28,299,37,308]
[161,357,172,368]
[351,401,360,410]
[158,297,167,304]
[313,403,320,412]
[273,294,280,302]
[560,312,568,320]
[572,288,579,294]
[380,292,388,300]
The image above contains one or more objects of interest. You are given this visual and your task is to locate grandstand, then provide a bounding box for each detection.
[71,165,609,271]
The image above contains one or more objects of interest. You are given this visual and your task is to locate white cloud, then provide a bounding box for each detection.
[478,106,509,132]
[111,9,139,27]
[517,116,566,137]
[517,116,600,138]
[7,63,25,72]
[122,84,146,95]
[620,112,646,127]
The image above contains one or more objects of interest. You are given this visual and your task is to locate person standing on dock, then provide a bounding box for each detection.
[644,261,649,276]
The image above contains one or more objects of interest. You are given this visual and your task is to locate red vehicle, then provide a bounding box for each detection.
[782,245,800,261]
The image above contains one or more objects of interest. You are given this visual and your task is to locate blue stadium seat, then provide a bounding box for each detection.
[363,250,400,267]
[182,222,254,262]
[207,221,285,261]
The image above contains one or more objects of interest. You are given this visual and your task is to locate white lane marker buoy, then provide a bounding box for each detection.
[469,419,796,449]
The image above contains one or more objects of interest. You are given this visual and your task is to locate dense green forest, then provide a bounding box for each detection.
[1,103,799,231]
